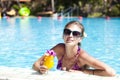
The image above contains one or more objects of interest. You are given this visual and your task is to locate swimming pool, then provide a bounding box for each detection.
[0,17,120,74]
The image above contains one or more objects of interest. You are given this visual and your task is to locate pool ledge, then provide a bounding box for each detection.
[0,66,120,80]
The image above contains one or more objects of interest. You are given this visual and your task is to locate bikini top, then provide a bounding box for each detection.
[57,47,81,70]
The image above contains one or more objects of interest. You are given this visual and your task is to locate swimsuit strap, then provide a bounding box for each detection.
[73,46,80,58]
[63,46,80,60]
[57,46,80,70]
[72,46,81,70]
[77,46,80,55]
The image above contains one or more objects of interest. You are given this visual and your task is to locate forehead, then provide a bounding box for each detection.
[65,24,82,32]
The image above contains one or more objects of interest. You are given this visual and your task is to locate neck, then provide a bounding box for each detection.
[65,45,78,58]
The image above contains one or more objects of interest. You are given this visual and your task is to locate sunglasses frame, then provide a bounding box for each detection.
[63,29,82,37]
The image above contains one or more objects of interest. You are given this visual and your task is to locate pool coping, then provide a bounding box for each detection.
[0,66,120,80]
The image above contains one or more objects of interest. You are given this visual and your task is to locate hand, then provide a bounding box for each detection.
[39,65,48,74]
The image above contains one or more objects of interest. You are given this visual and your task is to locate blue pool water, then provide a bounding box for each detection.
[0,17,120,74]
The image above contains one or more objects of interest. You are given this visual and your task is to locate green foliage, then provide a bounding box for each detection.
[11,0,120,17]
[12,4,20,10]
[108,5,120,16]
[12,3,29,10]
[57,5,64,12]
[88,12,103,17]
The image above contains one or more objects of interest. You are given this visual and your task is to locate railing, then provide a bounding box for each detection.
[58,7,74,17]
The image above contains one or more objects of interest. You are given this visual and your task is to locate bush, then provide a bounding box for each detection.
[88,12,103,17]
[108,5,120,17]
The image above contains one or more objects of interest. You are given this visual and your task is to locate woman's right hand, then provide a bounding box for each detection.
[39,65,48,74]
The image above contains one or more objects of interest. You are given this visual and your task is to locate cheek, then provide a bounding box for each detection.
[63,35,67,41]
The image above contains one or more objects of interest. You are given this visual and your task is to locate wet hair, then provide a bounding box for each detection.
[64,21,85,46]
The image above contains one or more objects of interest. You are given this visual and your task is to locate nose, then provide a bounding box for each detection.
[69,32,73,37]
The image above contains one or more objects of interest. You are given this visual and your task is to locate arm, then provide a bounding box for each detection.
[32,43,64,74]
[80,50,116,76]
[32,55,48,74]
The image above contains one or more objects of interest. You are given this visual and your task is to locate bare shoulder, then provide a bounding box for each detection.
[79,48,89,57]
[78,48,96,62]
[51,43,65,59]
[79,48,106,67]
[52,43,65,50]
[56,43,65,47]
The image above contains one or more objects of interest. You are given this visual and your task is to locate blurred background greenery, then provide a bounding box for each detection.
[0,0,120,17]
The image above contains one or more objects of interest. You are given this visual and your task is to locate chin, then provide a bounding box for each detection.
[65,42,74,46]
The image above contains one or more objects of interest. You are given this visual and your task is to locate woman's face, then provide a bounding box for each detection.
[63,24,82,46]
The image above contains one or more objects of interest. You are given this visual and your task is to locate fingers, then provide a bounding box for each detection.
[39,65,48,74]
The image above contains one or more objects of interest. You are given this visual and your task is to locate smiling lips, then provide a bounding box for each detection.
[66,38,74,43]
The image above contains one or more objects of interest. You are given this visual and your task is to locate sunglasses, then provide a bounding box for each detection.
[63,29,82,37]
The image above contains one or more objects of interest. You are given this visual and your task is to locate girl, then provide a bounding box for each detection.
[32,21,116,76]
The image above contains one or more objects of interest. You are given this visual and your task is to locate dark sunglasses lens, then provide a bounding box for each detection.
[64,29,71,35]
[73,31,81,37]
[64,29,82,37]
